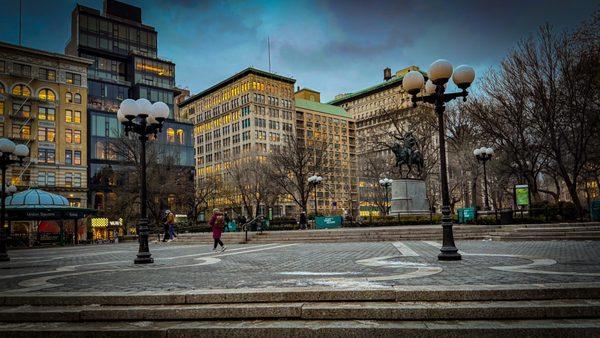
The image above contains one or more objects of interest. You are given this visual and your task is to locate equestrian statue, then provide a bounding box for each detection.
[391,132,424,178]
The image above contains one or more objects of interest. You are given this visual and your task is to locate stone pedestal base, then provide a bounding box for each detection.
[390,179,430,215]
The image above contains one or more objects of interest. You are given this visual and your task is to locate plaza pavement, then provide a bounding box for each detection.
[1,240,600,294]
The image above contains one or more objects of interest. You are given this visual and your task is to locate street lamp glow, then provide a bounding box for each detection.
[152,101,170,121]
[428,59,453,85]
[402,71,425,95]
[120,99,138,119]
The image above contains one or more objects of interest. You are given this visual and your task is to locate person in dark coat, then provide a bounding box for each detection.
[299,211,307,230]
[208,208,226,252]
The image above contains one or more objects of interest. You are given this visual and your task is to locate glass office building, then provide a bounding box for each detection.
[66,0,193,211]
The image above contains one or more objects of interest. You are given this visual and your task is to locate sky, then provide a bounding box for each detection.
[0,0,596,101]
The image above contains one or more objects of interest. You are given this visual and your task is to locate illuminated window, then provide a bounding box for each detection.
[74,111,81,123]
[0,82,4,93]
[167,128,175,143]
[66,72,81,85]
[65,129,72,143]
[11,84,31,97]
[74,130,81,144]
[65,110,72,123]
[38,107,55,121]
[176,129,184,144]
[95,141,106,159]
[0,101,3,115]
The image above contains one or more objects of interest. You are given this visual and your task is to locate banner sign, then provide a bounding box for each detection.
[315,216,342,229]
[515,184,530,206]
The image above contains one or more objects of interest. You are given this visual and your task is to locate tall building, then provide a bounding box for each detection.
[328,66,437,216]
[179,67,296,217]
[294,88,358,215]
[65,0,194,212]
[0,41,92,207]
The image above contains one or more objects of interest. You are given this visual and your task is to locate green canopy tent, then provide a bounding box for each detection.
[5,189,96,246]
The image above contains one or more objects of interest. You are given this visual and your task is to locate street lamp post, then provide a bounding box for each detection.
[117,99,170,264]
[379,178,393,216]
[474,147,494,210]
[402,59,475,261]
[0,138,29,262]
[308,175,323,216]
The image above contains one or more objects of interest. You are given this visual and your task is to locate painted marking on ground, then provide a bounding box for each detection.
[392,242,420,257]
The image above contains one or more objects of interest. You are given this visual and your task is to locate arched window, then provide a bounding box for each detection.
[38,89,56,101]
[0,82,5,94]
[65,92,72,103]
[166,128,175,143]
[74,93,82,104]
[176,129,184,144]
[11,84,31,97]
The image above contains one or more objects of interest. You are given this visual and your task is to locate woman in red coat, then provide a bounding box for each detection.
[208,208,226,252]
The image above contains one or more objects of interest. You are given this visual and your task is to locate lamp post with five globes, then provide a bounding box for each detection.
[379,178,393,216]
[117,98,170,264]
[474,147,494,210]
[402,60,475,261]
[0,138,29,262]
[308,175,323,217]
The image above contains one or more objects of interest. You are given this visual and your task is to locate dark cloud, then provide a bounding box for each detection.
[0,0,594,101]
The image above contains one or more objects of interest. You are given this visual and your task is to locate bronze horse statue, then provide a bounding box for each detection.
[391,133,424,178]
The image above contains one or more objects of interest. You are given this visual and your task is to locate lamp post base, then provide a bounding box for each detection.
[134,252,154,264]
[438,249,462,261]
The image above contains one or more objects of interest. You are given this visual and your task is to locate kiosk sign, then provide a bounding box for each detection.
[515,184,530,206]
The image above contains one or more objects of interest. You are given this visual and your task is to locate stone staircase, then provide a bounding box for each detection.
[1,284,599,336]
[175,222,600,244]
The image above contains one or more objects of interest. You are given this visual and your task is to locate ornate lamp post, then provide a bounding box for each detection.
[308,175,323,216]
[117,98,170,264]
[0,138,29,262]
[402,59,475,261]
[474,147,494,210]
[378,178,393,216]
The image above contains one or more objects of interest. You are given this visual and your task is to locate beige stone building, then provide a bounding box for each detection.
[179,68,296,216]
[0,42,92,207]
[295,88,358,215]
[328,66,438,216]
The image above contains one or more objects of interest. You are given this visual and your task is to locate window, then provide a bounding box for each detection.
[0,61,4,73]
[39,68,56,81]
[74,173,82,187]
[0,83,4,94]
[37,172,46,186]
[47,172,56,186]
[74,151,81,165]
[65,129,72,143]
[74,93,82,104]
[74,111,81,123]
[65,110,72,123]
[14,64,31,77]
[65,92,73,103]
[65,150,72,165]
[37,127,55,142]
[242,118,251,129]
[65,173,72,187]
[74,130,81,144]
[38,107,55,121]
[167,128,175,143]
[12,124,30,139]
[177,129,184,144]
[66,72,82,85]
[38,149,55,164]
[242,131,250,141]
[12,103,30,118]
[11,84,31,97]
[0,123,3,136]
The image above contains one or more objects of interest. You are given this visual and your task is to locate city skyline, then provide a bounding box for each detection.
[0,0,595,101]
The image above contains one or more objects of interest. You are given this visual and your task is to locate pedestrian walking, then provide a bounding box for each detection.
[164,209,175,242]
[209,208,226,252]
[299,211,307,230]
[162,210,170,242]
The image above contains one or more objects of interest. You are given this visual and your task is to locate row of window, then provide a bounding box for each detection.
[1,83,82,104]
[37,149,83,165]
[5,103,82,123]
[0,61,81,85]
[37,171,83,187]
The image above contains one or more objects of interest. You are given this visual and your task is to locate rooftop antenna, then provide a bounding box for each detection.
[268,36,271,72]
[19,0,22,45]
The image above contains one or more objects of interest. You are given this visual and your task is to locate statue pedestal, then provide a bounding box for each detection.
[390,179,430,215]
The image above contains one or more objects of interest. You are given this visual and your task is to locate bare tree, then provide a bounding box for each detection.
[267,134,329,213]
